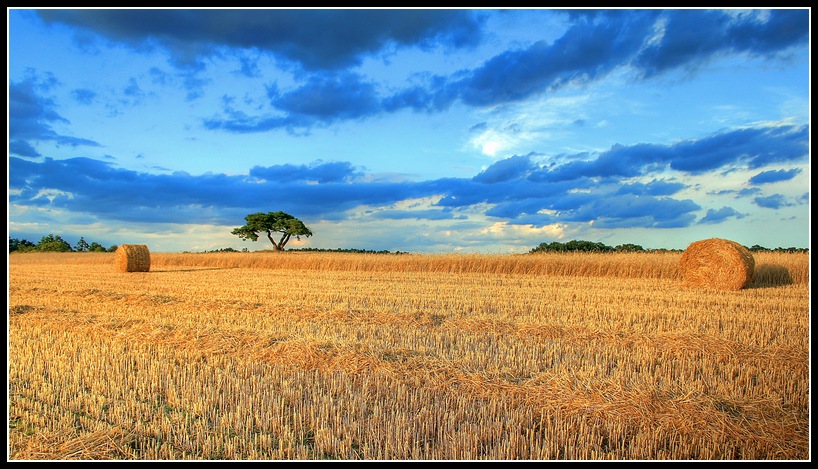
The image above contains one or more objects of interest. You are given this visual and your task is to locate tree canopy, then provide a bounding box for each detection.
[231,211,313,251]
[530,240,617,253]
[529,240,654,253]
[35,234,73,252]
[9,234,117,253]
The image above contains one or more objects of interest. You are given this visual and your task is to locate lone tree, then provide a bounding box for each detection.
[231,211,313,251]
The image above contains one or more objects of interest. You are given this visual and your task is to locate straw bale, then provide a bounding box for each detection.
[115,244,151,273]
[679,238,754,290]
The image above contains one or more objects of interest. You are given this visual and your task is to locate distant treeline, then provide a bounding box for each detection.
[531,240,649,253]
[201,247,409,255]
[9,234,808,254]
[291,247,410,254]
[530,240,809,254]
[9,235,117,253]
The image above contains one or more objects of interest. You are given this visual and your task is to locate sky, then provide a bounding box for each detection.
[7,8,811,253]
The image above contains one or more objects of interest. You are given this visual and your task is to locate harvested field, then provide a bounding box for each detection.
[7,251,810,460]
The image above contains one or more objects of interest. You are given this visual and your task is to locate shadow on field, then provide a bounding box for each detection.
[749,263,793,288]
[148,267,238,273]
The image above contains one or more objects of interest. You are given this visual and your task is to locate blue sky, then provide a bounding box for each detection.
[7,8,811,253]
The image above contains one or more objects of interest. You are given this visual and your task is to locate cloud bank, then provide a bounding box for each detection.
[9,123,808,231]
[27,9,808,134]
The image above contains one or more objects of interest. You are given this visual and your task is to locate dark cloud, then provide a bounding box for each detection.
[71,88,97,104]
[180,71,210,100]
[207,71,437,132]
[754,194,791,209]
[381,78,458,113]
[35,9,807,133]
[565,194,700,229]
[9,153,695,230]
[669,125,808,172]
[748,168,802,185]
[633,10,732,78]
[8,122,803,231]
[249,161,362,183]
[523,124,808,183]
[36,9,487,71]
[698,206,745,224]
[9,77,68,141]
[455,11,659,107]
[472,154,537,183]
[190,10,810,132]
[381,9,808,115]
[634,9,809,78]
[615,179,687,196]
[8,156,444,224]
[237,55,262,78]
[9,157,248,224]
[729,9,811,53]
[442,162,697,230]
[202,110,293,134]
[272,72,381,121]
[736,187,763,197]
[529,143,671,182]
[8,75,101,156]
[9,140,41,158]
[123,78,144,98]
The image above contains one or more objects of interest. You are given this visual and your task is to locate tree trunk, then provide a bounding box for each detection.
[279,233,291,250]
[266,231,283,251]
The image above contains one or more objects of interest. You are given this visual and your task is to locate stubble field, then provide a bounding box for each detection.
[7,250,810,460]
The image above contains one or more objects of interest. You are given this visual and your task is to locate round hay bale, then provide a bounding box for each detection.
[679,238,754,290]
[115,244,151,273]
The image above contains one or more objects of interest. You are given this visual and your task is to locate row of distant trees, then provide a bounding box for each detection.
[9,235,118,253]
[529,240,808,254]
[9,234,808,255]
[201,247,408,254]
[745,244,809,253]
[531,240,647,253]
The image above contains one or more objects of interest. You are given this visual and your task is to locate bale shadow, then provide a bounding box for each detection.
[749,263,793,288]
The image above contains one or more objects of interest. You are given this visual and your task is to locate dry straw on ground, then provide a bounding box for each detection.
[115,244,151,273]
[679,238,754,290]
[8,251,809,459]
